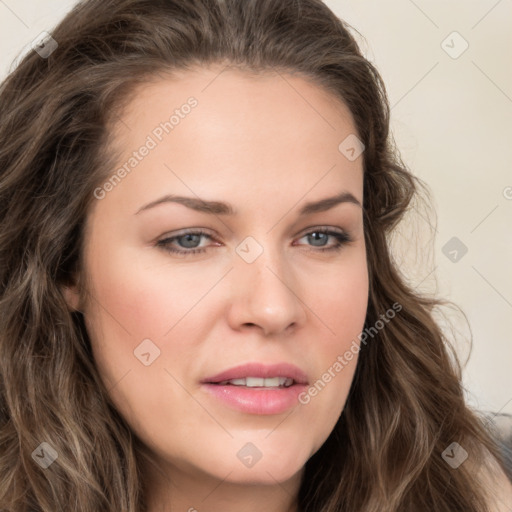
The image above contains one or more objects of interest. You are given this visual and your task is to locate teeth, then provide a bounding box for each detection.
[217,377,294,388]
[246,377,267,387]
[228,378,247,386]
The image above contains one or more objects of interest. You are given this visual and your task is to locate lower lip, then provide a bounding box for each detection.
[201,383,308,415]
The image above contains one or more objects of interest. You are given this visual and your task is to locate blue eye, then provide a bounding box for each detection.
[156,230,212,256]
[297,229,351,250]
[156,228,352,256]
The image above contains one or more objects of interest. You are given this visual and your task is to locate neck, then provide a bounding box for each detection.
[143,458,303,512]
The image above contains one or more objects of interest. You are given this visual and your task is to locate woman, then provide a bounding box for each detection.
[0,0,510,510]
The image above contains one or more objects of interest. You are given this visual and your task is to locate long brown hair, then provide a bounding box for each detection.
[0,0,504,510]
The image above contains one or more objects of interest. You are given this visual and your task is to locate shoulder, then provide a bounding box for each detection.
[477,449,512,511]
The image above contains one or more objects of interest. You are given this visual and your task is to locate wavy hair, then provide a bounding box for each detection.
[0,0,505,510]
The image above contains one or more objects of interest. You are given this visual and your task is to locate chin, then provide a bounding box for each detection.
[229,445,309,484]
[219,462,305,486]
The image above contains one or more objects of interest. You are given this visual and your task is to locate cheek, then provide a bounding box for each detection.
[300,251,368,436]
[84,243,216,339]
[309,247,369,339]
[81,243,222,403]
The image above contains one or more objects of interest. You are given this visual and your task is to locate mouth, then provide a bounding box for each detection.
[200,362,309,415]
[201,361,309,386]
[213,376,296,388]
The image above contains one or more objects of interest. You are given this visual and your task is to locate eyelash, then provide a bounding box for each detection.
[156,228,352,256]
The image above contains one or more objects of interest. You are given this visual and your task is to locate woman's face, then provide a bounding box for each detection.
[65,65,368,495]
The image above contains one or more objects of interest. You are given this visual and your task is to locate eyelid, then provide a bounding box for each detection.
[153,227,217,244]
[296,225,346,236]
[161,227,216,238]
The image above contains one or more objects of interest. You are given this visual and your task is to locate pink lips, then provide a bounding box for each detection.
[200,362,309,415]
[202,362,309,385]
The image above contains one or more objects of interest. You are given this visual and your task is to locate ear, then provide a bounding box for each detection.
[61,276,83,312]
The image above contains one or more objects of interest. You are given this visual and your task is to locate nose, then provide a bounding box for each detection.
[226,241,307,337]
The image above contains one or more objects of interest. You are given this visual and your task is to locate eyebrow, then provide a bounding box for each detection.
[135,191,361,216]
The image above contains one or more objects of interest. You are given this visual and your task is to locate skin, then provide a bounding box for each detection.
[63,64,369,512]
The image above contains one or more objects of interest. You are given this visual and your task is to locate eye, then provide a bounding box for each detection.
[156,227,352,256]
[156,229,215,256]
[294,228,352,252]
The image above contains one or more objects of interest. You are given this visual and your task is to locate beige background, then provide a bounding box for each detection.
[1,0,511,415]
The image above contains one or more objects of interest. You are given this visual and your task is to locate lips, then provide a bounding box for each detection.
[200,362,310,414]
[218,376,294,387]
[201,362,309,386]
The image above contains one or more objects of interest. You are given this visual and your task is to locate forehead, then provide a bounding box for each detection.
[111,64,359,155]
[95,65,363,219]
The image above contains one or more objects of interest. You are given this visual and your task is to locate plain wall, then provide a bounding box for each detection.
[1,0,511,415]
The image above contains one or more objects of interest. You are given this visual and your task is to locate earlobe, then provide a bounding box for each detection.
[61,282,82,312]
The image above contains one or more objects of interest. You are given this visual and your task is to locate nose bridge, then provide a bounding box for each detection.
[228,232,306,335]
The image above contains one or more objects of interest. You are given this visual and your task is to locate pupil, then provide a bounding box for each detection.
[180,234,200,248]
[309,232,327,246]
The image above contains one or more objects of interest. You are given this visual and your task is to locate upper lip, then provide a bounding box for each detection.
[202,362,309,385]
